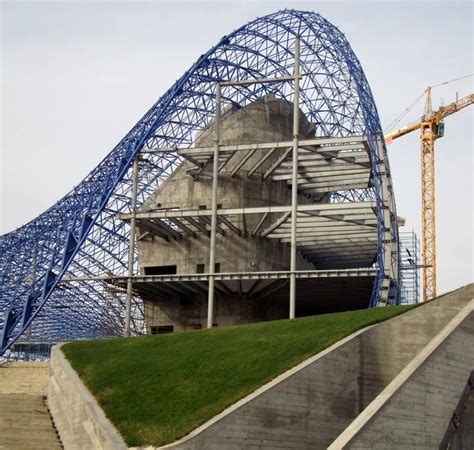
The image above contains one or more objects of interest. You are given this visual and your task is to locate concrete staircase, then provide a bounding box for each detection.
[0,393,62,449]
[0,362,62,449]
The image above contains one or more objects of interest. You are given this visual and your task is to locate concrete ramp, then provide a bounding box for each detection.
[47,284,474,449]
[156,284,473,449]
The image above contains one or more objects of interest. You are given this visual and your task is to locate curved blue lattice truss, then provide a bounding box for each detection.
[0,9,400,356]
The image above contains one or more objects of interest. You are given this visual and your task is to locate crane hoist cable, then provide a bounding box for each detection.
[384,73,473,134]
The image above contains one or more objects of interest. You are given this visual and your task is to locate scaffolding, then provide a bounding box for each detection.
[399,230,421,304]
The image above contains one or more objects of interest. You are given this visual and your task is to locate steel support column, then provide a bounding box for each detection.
[289,37,300,319]
[207,83,221,328]
[124,156,139,336]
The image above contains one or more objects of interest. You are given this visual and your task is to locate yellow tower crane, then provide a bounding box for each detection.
[385,89,474,302]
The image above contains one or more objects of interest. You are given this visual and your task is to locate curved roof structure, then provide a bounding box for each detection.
[0,9,400,356]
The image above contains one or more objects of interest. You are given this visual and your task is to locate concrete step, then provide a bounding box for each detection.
[0,420,58,435]
[0,405,51,413]
[0,406,50,414]
[0,446,62,450]
[1,418,57,427]
[0,440,62,449]
[0,413,57,422]
[0,393,46,401]
[0,431,63,441]
[0,405,50,411]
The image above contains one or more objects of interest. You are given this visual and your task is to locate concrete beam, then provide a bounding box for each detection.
[118,202,376,221]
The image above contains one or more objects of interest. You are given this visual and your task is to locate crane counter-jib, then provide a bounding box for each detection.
[384,93,474,145]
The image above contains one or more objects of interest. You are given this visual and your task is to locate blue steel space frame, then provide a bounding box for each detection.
[0,9,400,355]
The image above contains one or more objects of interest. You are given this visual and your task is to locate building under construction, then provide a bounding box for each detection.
[1,9,419,355]
[121,94,398,333]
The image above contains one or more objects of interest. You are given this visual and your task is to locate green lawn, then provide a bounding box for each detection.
[63,305,417,447]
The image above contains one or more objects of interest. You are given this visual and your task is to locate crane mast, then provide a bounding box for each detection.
[420,89,437,301]
[385,90,474,301]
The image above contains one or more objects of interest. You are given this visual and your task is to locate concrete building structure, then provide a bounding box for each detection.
[120,92,389,334]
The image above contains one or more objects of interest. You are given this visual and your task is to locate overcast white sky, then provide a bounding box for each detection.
[1,1,473,295]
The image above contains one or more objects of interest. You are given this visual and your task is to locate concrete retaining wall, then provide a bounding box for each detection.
[328,301,474,449]
[48,345,128,450]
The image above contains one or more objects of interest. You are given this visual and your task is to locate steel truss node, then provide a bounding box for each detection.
[0,9,401,356]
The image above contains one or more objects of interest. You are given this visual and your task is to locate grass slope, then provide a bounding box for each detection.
[63,305,416,446]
